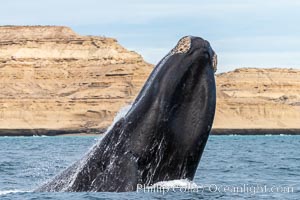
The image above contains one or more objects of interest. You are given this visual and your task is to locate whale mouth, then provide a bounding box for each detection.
[212,53,217,73]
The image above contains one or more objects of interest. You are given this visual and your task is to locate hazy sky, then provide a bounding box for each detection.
[1,0,300,72]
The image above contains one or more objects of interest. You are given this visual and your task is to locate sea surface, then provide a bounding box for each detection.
[0,135,299,199]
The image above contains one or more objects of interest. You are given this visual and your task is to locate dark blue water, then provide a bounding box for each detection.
[0,135,299,199]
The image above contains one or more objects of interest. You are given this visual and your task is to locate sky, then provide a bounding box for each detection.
[1,0,300,72]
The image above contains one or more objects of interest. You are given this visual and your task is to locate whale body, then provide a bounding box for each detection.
[36,36,217,192]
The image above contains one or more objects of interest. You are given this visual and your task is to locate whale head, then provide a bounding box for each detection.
[126,36,217,184]
[132,36,217,107]
[170,36,217,73]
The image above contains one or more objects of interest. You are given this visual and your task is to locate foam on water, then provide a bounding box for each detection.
[146,179,200,190]
[0,190,26,195]
[33,135,48,137]
[280,134,292,136]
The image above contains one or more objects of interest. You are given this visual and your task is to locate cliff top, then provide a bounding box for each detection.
[218,67,300,76]
[0,26,115,41]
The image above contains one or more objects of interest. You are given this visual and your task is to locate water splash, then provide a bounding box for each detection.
[105,104,132,133]
[146,179,200,190]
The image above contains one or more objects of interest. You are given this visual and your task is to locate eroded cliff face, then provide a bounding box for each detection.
[0,26,299,132]
[0,26,152,130]
[214,68,300,129]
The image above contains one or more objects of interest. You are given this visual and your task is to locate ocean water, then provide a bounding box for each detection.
[0,135,299,199]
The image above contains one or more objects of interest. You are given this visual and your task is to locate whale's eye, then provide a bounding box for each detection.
[171,36,191,54]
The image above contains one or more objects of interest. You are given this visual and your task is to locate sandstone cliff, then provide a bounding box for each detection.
[0,26,152,132]
[214,68,300,129]
[0,26,299,135]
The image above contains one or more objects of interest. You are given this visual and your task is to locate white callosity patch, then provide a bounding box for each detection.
[171,36,218,73]
[171,36,191,55]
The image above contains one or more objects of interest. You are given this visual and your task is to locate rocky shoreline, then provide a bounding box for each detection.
[0,128,105,136]
[211,129,300,135]
[1,129,300,136]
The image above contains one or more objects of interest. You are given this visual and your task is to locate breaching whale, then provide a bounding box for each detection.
[36,36,217,192]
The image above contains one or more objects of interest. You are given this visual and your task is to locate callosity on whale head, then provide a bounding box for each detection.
[125,36,217,185]
[35,36,217,192]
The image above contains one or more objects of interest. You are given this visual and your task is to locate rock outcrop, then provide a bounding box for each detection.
[1,26,299,135]
[0,26,152,132]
